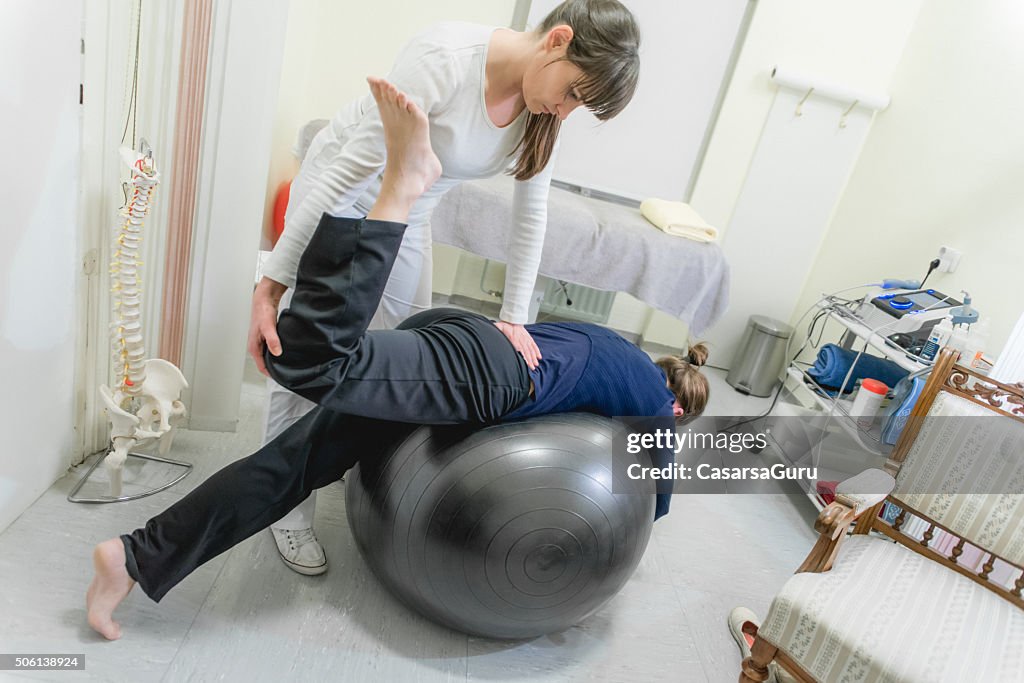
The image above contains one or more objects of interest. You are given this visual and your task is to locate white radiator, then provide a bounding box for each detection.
[538,278,615,324]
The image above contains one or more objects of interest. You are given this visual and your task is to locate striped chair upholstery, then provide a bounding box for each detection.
[759,535,1024,682]
[896,393,1024,565]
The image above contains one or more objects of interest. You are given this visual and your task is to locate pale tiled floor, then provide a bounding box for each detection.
[0,326,819,682]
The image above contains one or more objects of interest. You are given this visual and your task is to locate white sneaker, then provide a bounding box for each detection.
[270,527,327,575]
[728,606,798,683]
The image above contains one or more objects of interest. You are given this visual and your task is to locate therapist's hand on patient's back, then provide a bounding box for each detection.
[494,321,541,370]
[248,276,288,377]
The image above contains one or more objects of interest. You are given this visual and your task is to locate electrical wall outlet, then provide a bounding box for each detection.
[937,245,962,273]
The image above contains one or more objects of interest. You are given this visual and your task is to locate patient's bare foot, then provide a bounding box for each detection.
[366,76,442,217]
[86,538,135,640]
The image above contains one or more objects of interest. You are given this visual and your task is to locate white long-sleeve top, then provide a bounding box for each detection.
[263,21,556,324]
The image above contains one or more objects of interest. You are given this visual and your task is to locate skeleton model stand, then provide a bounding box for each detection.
[69,144,192,503]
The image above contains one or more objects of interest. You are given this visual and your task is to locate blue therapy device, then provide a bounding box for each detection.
[870,289,960,318]
[855,288,961,335]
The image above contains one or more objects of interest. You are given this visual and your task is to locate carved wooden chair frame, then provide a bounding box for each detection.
[739,347,1024,683]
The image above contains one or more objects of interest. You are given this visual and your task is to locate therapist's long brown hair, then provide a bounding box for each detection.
[510,0,641,180]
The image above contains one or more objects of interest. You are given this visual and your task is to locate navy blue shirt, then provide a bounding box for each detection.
[504,322,676,519]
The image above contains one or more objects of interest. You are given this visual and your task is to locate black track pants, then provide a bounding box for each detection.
[121,214,530,600]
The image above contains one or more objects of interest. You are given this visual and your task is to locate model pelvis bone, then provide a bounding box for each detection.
[99,358,188,493]
[135,359,188,432]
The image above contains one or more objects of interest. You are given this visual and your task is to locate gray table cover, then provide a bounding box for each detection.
[431,176,730,335]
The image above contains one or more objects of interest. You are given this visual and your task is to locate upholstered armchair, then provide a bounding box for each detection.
[740,348,1024,682]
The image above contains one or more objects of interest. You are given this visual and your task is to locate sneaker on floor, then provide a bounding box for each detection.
[728,606,799,683]
[271,527,327,575]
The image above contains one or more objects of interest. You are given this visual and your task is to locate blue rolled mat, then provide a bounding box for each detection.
[807,343,909,394]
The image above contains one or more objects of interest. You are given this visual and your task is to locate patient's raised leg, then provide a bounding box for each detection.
[265,77,442,397]
[85,77,440,639]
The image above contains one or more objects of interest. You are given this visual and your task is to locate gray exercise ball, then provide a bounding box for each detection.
[345,412,655,640]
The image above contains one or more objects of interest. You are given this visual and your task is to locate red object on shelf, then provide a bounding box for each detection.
[816,480,838,505]
[861,378,888,395]
[271,180,291,246]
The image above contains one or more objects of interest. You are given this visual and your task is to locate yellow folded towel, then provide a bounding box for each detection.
[640,198,718,243]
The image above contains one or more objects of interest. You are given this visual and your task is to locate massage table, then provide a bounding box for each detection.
[431,176,730,335]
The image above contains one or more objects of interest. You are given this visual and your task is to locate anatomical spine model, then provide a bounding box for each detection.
[99,147,188,496]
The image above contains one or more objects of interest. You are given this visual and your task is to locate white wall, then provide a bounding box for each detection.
[0,1,82,531]
[793,0,1024,357]
[690,0,924,232]
[685,0,924,365]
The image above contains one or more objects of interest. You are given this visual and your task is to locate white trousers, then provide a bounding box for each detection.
[266,221,433,531]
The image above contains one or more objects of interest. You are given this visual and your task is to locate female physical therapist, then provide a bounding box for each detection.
[247,0,641,574]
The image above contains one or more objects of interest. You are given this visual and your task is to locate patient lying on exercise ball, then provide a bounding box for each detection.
[86,77,709,640]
